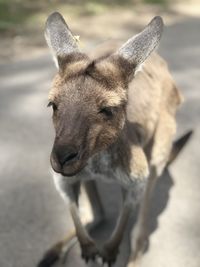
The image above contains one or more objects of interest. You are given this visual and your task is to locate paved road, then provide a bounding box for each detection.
[0,16,200,267]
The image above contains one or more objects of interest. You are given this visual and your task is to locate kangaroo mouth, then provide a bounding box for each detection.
[60,163,86,177]
[50,153,87,177]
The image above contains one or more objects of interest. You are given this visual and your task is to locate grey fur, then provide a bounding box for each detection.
[45,12,79,60]
[42,13,185,266]
[117,16,164,67]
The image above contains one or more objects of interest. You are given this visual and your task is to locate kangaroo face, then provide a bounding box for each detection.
[49,54,127,176]
[45,12,163,177]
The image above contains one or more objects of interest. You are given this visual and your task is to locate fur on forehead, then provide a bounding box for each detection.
[49,72,127,107]
[57,52,132,85]
[99,90,126,107]
[49,53,128,105]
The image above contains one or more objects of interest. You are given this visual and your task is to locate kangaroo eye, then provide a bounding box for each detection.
[99,107,113,118]
[47,101,57,111]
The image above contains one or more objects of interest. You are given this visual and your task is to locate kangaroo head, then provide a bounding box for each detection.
[45,12,163,177]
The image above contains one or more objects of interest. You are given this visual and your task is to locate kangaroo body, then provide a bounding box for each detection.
[38,13,187,267]
[53,52,182,195]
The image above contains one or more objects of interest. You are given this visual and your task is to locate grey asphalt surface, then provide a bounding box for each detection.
[0,16,200,267]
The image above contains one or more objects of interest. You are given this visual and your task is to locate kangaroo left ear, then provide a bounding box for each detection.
[114,16,164,79]
[45,12,79,68]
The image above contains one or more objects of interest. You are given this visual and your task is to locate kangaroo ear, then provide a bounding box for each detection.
[115,16,164,78]
[45,12,79,68]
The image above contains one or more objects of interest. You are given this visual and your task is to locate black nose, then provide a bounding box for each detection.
[54,145,79,166]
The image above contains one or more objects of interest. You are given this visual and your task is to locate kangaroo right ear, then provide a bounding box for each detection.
[113,16,164,81]
[45,12,79,68]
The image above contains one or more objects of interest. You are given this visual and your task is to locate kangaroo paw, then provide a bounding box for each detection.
[80,239,99,263]
[100,244,119,267]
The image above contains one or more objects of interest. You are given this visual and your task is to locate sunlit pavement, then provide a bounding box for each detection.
[0,17,200,267]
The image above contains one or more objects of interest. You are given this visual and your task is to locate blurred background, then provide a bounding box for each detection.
[0,0,200,267]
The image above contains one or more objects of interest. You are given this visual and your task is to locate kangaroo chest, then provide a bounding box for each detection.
[53,150,146,205]
[77,151,138,188]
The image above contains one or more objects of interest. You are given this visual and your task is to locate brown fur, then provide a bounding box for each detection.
[43,13,185,266]
[48,47,182,182]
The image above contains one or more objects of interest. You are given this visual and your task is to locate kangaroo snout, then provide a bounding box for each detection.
[50,143,83,176]
[54,144,79,166]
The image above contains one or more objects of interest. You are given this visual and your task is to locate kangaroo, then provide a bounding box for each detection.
[38,12,191,267]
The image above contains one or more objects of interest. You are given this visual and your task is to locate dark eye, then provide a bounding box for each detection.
[47,101,57,111]
[99,107,113,118]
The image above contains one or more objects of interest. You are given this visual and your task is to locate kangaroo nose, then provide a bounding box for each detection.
[54,145,79,166]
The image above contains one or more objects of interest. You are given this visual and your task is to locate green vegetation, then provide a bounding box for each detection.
[0,0,170,35]
[144,0,168,5]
